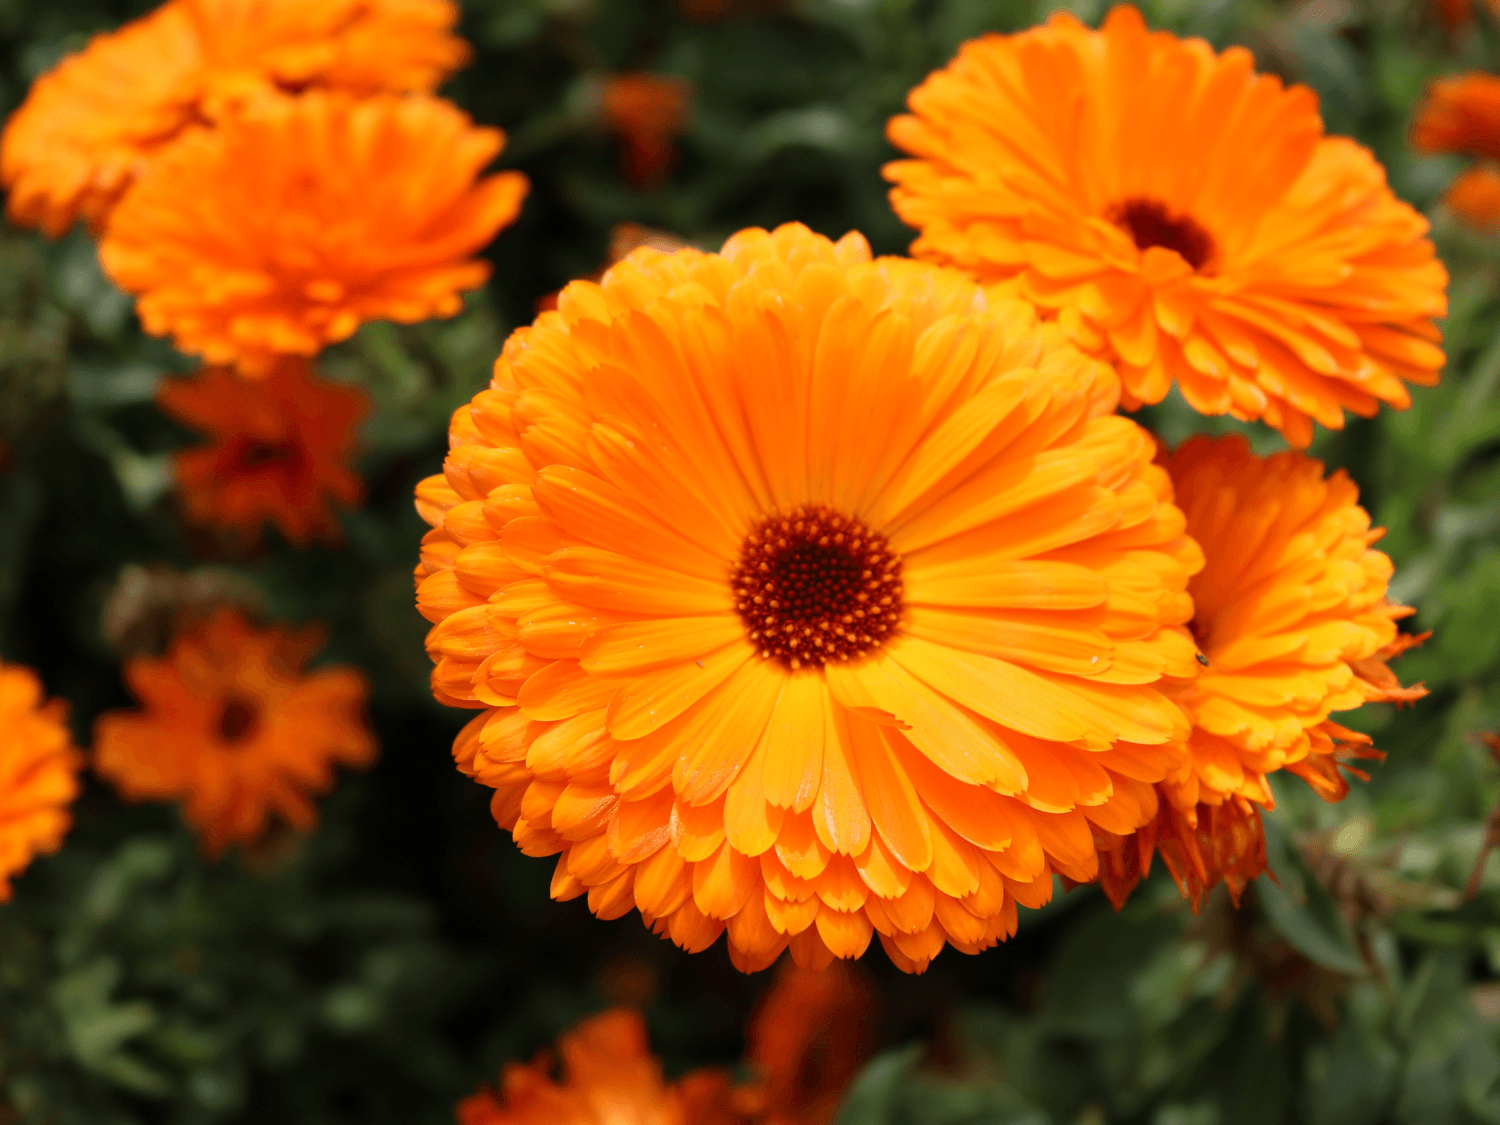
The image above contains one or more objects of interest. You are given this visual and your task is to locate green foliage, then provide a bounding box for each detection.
[3,0,1500,1123]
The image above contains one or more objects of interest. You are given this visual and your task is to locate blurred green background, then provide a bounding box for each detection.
[5,0,1500,1122]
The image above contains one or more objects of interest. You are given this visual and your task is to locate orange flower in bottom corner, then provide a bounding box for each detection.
[0,663,82,898]
[157,360,368,546]
[94,609,375,853]
[457,1009,753,1125]
[1099,435,1425,910]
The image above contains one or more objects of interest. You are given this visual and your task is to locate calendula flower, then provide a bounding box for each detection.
[94,608,375,854]
[457,1008,751,1125]
[99,89,528,377]
[1444,165,1500,229]
[417,222,1199,974]
[158,360,368,545]
[885,5,1448,448]
[1098,435,1425,909]
[0,663,82,899]
[744,960,872,1125]
[1411,73,1500,230]
[601,73,691,186]
[0,0,468,237]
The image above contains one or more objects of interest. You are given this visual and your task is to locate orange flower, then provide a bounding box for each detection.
[601,74,691,187]
[1444,165,1500,229]
[416,221,1201,974]
[94,608,375,854]
[158,359,368,546]
[1413,72,1500,160]
[0,0,469,237]
[0,663,82,899]
[1098,435,1425,909]
[457,1008,751,1125]
[885,5,1448,448]
[745,960,872,1125]
[98,89,528,377]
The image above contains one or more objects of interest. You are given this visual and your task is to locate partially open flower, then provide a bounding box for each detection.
[0,0,469,236]
[457,1008,751,1125]
[0,663,82,899]
[886,5,1448,447]
[94,608,376,854]
[416,222,1201,973]
[157,359,368,545]
[99,89,527,376]
[1098,435,1426,909]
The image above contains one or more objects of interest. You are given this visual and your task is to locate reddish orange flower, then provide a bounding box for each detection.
[744,961,872,1125]
[601,74,692,186]
[1445,165,1500,229]
[0,0,468,237]
[1413,73,1500,160]
[886,5,1448,448]
[94,608,375,854]
[1099,435,1425,909]
[157,359,368,546]
[457,1009,752,1125]
[0,663,82,899]
[98,89,528,377]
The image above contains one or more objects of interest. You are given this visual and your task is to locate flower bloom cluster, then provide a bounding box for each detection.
[1412,72,1500,230]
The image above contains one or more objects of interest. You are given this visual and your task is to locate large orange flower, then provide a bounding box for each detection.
[0,663,82,899]
[457,1009,751,1125]
[416,222,1201,974]
[158,359,368,545]
[98,89,528,377]
[885,5,1448,448]
[94,608,375,854]
[1098,435,1425,909]
[0,0,468,236]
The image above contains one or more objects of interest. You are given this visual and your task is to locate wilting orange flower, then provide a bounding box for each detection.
[0,0,468,237]
[457,1008,750,1125]
[745,960,872,1125]
[94,608,375,853]
[601,74,691,186]
[416,221,1201,974]
[885,5,1448,448]
[158,359,368,545]
[99,89,528,377]
[1099,435,1425,909]
[0,663,82,899]
[1445,165,1500,229]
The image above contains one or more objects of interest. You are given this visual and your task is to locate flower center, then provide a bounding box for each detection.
[1107,198,1215,271]
[731,505,903,671]
[240,440,296,469]
[216,695,260,744]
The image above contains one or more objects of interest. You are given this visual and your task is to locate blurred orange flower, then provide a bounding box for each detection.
[94,608,375,854]
[418,222,1200,974]
[457,1008,752,1125]
[158,360,368,546]
[0,0,469,236]
[601,74,691,186]
[745,960,872,1125]
[1413,72,1500,160]
[886,5,1448,448]
[0,663,82,899]
[98,89,528,377]
[1445,165,1500,229]
[1100,435,1425,909]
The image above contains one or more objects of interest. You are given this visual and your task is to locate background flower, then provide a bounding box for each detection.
[886,5,1448,447]
[0,662,81,899]
[99,89,528,376]
[601,73,692,187]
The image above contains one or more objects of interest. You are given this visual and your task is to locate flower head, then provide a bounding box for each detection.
[1413,72,1500,161]
[0,663,82,899]
[158,359,368,545]
[0,0,468,236]
[94,608,375,853]
[885,5,1448,448]
[601,74,692,187]
[98,89,528,376]
[457,1009,750,1125]
[1098,435,1425,909]
[1444,165,1500,229]
[416,222,1200,973]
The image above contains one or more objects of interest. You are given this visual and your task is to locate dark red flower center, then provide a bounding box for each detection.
[1108,198,1215,271]
[731,505,903,671]
[240,440,296,469]
[216,695,260,745]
